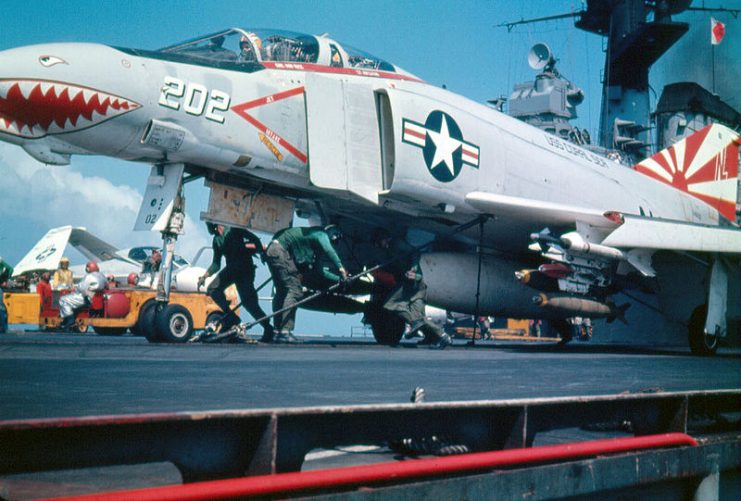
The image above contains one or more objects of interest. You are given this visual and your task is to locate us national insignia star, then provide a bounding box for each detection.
[402,110,479,183]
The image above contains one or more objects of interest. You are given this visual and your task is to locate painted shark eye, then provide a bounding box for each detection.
[39,55,67,67]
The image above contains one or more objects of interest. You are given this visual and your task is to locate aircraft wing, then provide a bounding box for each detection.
[601,215,741,254]
[13,226,74,276]
[68,228,125,262]
[465,191,741,255]
[464,192,616,229]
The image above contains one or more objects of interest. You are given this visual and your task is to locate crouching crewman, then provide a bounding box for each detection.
[59,261,105,331]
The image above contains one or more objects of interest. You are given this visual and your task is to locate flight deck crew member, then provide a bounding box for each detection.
[0,256,13,333]
[372,229,452,349]
[142,249,162,274]
[59,261,106,331]
[265,225,348,343]
[197,223,274,339]
[36,272,53,313]
[52,256,74,290]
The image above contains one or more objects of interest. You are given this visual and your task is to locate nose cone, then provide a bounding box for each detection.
[0,43,143,139]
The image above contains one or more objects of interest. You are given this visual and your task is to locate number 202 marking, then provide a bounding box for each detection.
[158,76,231,124]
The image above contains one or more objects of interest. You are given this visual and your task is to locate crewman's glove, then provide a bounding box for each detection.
[197,275,206,290]
[336,277,350,293]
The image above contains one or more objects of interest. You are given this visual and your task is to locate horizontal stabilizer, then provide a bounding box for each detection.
[601,215,741,254]
[465,192,617,228]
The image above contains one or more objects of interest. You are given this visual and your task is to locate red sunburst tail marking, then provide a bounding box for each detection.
[634,124,739,222]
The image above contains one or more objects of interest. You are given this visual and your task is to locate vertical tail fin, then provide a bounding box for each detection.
[633,123,739,222]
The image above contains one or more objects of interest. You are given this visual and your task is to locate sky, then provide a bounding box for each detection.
[0,0,738,335]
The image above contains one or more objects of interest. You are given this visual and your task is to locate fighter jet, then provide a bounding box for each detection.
[12,226,209,292]
[0,28,738,353]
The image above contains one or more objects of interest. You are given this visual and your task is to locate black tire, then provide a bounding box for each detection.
[72,318,88,334]
[93,327,127,336]
[365,303,404,346]
[155,304,194,343]
[131,300,158,337]
[140,301,162,343]
[688,304,719,356]
[205,311,224,334]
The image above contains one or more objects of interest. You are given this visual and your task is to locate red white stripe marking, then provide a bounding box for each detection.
[462,144,479,166]
[231,87,307,164]
[403,121,427,147]
[261,61,423,83]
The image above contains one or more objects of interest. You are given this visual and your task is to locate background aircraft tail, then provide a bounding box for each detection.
[633,123,739,223]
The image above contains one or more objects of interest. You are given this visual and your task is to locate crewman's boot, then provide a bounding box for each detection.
[430,333,452,350]
[220,312,241,331]
[59,316,75,332]
[260,324,275,343]
[404,321,425,340]
[274,330,303,344]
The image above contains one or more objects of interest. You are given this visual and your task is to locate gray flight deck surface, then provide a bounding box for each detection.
[0,331,739,420]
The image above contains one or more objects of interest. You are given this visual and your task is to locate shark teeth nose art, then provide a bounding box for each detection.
[0,79,140,138]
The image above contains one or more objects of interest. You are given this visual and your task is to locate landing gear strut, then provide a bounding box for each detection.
[134,163,188,342]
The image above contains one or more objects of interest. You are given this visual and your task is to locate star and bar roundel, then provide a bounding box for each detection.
[634,124,739,222]
[402,110,479,183]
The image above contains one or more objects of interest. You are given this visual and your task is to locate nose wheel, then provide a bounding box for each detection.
[155,304,194,343]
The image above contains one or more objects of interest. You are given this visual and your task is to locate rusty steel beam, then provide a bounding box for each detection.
[0,390,738,482]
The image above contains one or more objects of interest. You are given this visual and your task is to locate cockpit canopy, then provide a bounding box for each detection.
[159,28,409,75]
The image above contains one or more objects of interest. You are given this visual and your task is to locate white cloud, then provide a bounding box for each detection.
[0,143,210,263]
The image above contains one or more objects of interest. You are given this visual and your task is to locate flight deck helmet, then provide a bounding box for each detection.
[371,228,392,247]
[240,33,262,60]
[85,261,99,273]
[324,224,342,242]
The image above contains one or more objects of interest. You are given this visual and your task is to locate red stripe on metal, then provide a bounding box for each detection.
[462,145,479,160]
[635,164,672,185]
[43,433,697,501]
[685,140,738,186]
[404,128,426,141]
[656,148,674,174]
[687,193,737,222]
[683,124,712,172]
[261,61,423,83]
[231,86,305,112]
[236,112,308,164]
[685,157,721,185]
[231,87,308,164]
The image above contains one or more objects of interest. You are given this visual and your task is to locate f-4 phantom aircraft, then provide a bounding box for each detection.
[0,28,739,353]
